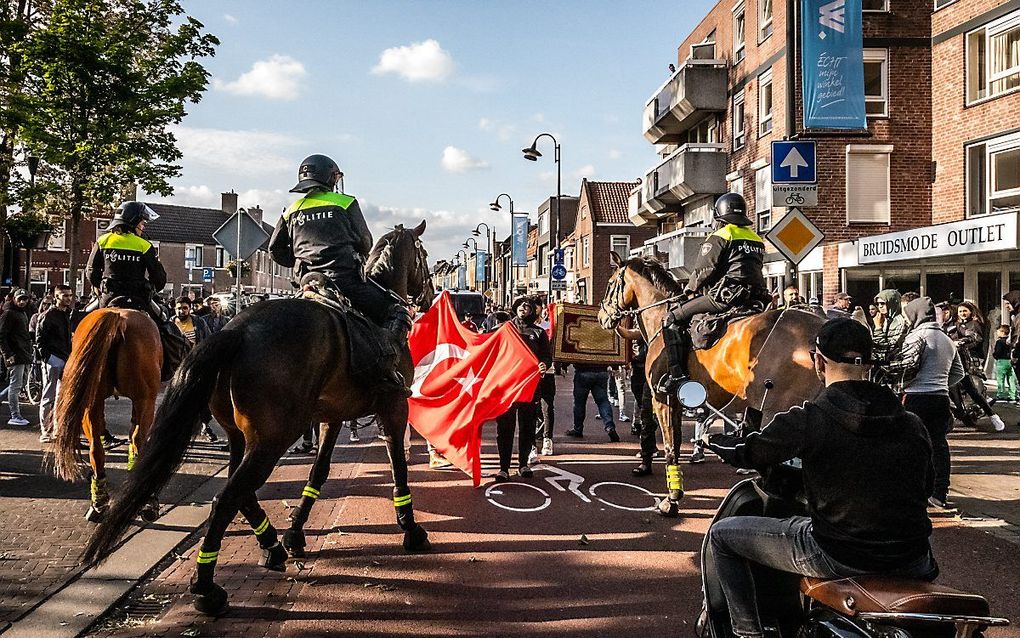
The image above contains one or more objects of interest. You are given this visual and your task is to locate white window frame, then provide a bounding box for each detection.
[934,0,958,10]
[758,70,773,136]
[215,246,226,268]
[759,0,773,41]
[582,236,591,267]
[185,243,203,269]
[862,0,889,12]
[755,165,773,232]
[733,2,746,64]
[46,219,68,251]
[845,145,893,224]
[610,235,631,259]
[966,132,1020,217]
[863,48,889,117]
[966,10,1020,105]
[732,90,746,149]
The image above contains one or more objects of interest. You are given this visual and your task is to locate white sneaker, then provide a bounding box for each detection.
[527,446,539,466]
[349,429,360,443]
[39,433,53,443]
[541,438,553,456]
[8,417,29,427]
[990,414,1006,432]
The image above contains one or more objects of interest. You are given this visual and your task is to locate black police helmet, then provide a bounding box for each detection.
[291,154,341,193]
[713,192,753,226]
[110,201,160,230]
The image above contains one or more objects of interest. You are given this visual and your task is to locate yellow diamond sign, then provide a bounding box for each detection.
[764,207,825,265]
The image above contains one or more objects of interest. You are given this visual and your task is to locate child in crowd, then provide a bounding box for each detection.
[993,325,1018,403]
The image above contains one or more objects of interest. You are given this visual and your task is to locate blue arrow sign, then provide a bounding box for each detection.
[772,141,817,184]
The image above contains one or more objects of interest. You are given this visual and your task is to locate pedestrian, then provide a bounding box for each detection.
[481,306,511,333]
[566,362,620,442]
[0,289,34,426]
[537,360,557,457]
[202,296,229,334]
[460,312,478,332]
[826,292,853,320]
[618,322,662,475]
[901,291,920,305]
[867,302,881,331]
[949,301,1002,431]
[29,295,53,340]
[174,296,219,442]
[871,289,908,382]
[493,296,551,482]
[993,325,1018,403]
[36,285,74,442]
[889,297,965,509]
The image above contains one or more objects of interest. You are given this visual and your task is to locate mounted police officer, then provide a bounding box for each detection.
[657,193,769,395]
[85,201,187,379]
[269,154,412,396]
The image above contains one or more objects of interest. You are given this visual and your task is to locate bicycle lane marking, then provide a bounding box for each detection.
[484,482,552,512]
[484,463,661,513]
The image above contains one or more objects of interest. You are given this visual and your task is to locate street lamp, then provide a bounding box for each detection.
[455,249,468,290]
[489,193,515,306]
[462,238,480,291]
[522,133,562,299]
[24,155,40,289]
[473,222,492,292]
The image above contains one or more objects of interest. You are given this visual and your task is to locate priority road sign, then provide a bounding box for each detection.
[764,207,825,266]
[213,210,269,261]
[771,141,817,184]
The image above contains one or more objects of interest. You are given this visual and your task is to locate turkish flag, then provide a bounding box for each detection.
[408,291,541,486]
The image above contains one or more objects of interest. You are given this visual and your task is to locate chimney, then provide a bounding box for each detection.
[221,190,238,214]
[248,205,263,225]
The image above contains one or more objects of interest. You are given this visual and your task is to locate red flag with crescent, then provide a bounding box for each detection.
[408,291,540,486]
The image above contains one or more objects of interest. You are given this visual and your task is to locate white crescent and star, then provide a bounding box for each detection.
[412,343,483,399]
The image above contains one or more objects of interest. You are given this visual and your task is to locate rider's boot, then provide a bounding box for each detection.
[377,305,414,398]
[656,320,691,397]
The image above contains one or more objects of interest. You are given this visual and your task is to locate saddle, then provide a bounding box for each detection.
[689,302,764,351]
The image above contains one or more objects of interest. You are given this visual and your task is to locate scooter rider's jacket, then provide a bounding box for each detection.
[707,380,935,572]
[686,224,768,302]
[86,231,167,298]
[269,190,373,279]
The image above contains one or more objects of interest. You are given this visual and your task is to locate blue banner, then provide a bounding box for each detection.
[475,250,487,282]
[457,264,466,290]
[512,216,528,266]
[801,0,866,130]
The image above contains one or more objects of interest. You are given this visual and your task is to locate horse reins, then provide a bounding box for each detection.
[602,264,682,344]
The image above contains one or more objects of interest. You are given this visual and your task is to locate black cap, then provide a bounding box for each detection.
[814,318,872,365]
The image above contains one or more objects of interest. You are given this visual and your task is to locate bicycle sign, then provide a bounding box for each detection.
[771,183,818,208]
[484,464,661,513]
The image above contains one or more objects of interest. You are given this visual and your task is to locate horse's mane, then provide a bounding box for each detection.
[625,256,683,296]
[366,226,402,278]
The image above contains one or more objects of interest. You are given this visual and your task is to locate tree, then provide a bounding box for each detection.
[17,0,217,288]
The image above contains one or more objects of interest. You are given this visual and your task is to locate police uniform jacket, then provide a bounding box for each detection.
[86,231,167,297]
[686,223,768,295]
[269,190,373,278]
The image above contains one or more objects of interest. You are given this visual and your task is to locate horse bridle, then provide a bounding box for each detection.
[410,237,434,308]
[601,264,683,343]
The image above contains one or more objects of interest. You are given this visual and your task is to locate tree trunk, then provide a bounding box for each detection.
[68,184,82,294]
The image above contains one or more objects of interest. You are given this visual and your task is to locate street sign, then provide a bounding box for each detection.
[771,141,817,184]
[213,210,269,261]
[551,264,567,280]
[772,183,819,208]
[553,248,565,266]
[550,279,567,291]
[202,267,214,283]
[764,207,825,266]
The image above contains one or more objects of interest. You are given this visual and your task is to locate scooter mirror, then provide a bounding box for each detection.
[676,380,708,409]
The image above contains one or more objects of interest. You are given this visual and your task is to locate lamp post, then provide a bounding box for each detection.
[489,193,514,306]
[462,238,479,291]
[473,222,492,292]
[455,249,468,291]
[23,155,40,289]
[522,133,561,299]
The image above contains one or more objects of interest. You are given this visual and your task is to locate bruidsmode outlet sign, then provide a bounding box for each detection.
[858,212,1018,264]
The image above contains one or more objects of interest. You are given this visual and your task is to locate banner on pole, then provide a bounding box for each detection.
[475,251,487,282]
[512,216,528,266]
[801,0,866,130]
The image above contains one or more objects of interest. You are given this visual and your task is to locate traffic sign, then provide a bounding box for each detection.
[551,264,567,280]
[202,267,214,283]
[772,183,818,208]
[213,210,269,261]
[764,207,825,266]
[553,248,565,266]
[550,280,567,291]
[771,141,817,184]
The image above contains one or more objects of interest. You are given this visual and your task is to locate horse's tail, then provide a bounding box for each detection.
[53,311,125,482]
[82,329,244,565]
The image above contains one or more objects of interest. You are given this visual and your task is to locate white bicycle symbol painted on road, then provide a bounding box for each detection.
[484,463,661,513]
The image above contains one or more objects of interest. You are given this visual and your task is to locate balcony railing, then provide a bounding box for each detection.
[642,226,714,276]
[643,59,728,144]
[642,143,727,214]
[628,183,656,226]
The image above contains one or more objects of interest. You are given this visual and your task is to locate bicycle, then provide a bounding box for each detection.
[785,192,805,205]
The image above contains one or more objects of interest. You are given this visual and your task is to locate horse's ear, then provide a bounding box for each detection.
[412,219,426,237]
[609,251,623,268]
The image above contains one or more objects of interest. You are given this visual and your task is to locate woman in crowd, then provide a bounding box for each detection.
[949,301,1004,431]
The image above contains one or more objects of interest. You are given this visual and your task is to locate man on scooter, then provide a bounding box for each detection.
[704,318,937,638]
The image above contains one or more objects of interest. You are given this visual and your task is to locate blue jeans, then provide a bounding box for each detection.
[572,369,615,432]
[708,516,937,637]
[1,363,27,419]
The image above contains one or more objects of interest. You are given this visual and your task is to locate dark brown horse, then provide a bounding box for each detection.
[82,221,434,615]
[598,253,824,516]
[52,308,163,522]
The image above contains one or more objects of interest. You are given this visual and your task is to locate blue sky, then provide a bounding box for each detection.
[158,0,715,262]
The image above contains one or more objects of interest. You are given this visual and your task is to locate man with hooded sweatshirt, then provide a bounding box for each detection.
[704,318,937,638]
[871,290,908,380]
[891,297,965,509]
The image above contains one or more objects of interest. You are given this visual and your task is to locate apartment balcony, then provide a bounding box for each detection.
[642,143,727,215]
[643,59,728,144]
[638,226,714,278]
[628,183,657,227]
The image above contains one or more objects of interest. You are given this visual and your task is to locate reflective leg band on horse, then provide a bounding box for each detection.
[393,488,415,530]
[91,477,109,507]
[301,485,320,499]
[250,515,279,548]
[195,549,218,582]
[126,443,137,471]
[666,464,684,493]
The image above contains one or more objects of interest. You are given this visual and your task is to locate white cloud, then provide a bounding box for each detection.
[146,186,292,223]
[171,125,305,177]
[478,117,492,130]
[531,113,546,123]
[223,13,238,24]
[440,146,489,173]
[608,149,622,160]
[213,54,306,101]
[371,39,454,83]
[574,165,596,179]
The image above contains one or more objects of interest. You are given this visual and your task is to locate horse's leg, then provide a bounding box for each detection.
[237,490,288,571]
[653,398,684,517]
[283,421,339,558]
[84,404,109,523]
[131,395,160,522]
[377,402,430,552]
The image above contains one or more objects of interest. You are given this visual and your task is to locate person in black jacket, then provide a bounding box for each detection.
[704,318,937,638]
[36,285,74,442]
[493,296,552,482]
[0,289,34,426]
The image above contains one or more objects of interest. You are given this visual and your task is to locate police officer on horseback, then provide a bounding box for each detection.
[85,201,187,379]
[657,193,770,395]
[269,153,413,396]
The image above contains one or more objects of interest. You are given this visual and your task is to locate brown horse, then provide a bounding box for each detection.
[82,221,434,616]
[51,308,163,522]
[598,253,824,516]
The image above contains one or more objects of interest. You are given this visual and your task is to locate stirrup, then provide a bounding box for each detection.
[655,372,688,396]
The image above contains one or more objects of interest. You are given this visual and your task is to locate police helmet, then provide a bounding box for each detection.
[713,192,753,227]
[290,154,342,193]
[111,201,160,230]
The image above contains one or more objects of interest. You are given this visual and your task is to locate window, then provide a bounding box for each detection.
[539,210,548,235]
[733,3,746,63]
[46,219,67,251]
[966,11,1020,104]
[862,0,888,11]
[728,176,744,197]
[863,49,888,116]
[755,165,773,231]
[758,70,773,136]
[582,236,591,266]
[610,235,631,259]
[966,132,1020,216]
[846,146,892,223]
[687,115,718,144]
[732,90,746,149]
[759,0,773,41]
[185,244,203,268]
[935,0,958,9]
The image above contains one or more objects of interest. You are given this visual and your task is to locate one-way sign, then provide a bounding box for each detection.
[772,141,816,184]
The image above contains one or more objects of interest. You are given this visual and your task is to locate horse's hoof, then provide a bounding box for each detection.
[84,505,105,523]
[282,530,306,558]
[259,542,288,571]
[656,498,680,518]
[191,583,229,616]
[403,525,431,553]
[139,500,160,522]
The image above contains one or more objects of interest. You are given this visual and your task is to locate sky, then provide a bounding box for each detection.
[155,0,716,263]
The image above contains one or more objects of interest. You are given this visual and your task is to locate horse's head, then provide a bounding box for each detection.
[367,220,434,309]
[598,253,681,330]
[597,251,636,329]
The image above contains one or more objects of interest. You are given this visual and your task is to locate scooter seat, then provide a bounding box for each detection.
[800,576,990,618]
